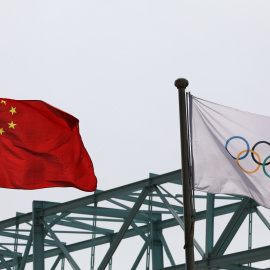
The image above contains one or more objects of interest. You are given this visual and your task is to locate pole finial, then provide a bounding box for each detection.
[174,78,189,89]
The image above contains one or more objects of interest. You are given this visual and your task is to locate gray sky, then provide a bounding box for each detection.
[1,1,270,269]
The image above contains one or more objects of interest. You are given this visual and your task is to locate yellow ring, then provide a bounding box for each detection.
[236,150,261,174]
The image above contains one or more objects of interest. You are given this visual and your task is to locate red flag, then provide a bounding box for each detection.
[0,98,97,191]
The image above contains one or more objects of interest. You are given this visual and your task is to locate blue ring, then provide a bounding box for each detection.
[225,136,250,160]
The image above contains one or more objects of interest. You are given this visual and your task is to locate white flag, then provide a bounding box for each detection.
[190,95,270,208]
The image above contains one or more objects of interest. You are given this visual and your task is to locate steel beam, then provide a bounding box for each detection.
[0,256,11,270]
[223,264,262,270]
[255,207,270,230]
[154,186,204,257]
[43,204,149,221]
[97,187,149,270]
[159,245,270,270]
[0,170,182,230]
[96,191,183,213]
[40,218,81,270]
[32,201,45,270]
[0,250,21,258]
[152,219,163,269]
[47,212,70,229]
[211,198,254,257]
[1,169,269,270]
[158,232,175,266]
[0,199,248,270]
[205,193,215,258]
[131,222,148,242]
[50,254,62,270]
[131,242,148,270]
[18,229,32,270]
[50,217,113,234]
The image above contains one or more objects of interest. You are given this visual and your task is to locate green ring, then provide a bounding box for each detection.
[263,156,270,178]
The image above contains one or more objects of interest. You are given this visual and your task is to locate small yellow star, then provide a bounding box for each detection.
[10,106,16,115]
[0,128,5,135]
[8,121,16,129]
[1,100,6,105]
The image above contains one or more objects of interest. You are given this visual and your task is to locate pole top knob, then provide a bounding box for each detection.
[174,78,189,89]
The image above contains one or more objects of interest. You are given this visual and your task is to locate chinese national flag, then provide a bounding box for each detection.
[0,98,97,191]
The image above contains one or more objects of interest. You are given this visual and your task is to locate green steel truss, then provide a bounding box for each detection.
[0,169,269,269]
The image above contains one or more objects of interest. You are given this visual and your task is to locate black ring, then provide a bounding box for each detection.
[252,141,270,166]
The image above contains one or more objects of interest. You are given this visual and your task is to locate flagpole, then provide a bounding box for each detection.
[175,78,195,270]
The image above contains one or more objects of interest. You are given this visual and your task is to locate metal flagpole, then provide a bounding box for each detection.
[174,78,195,270]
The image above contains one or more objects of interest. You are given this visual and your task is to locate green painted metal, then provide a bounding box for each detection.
[97,187,149,270]
[176,195,243,200]
[32,201,45,270]
[146,189,153,270]
[18,230,32,270]
[0,251,21,258]
[13,217,19,270]
[131,243,148,270]
[205,194,214,258]
[158,232,175,266]
[159,245,270,269]
[41,218,81,270]
[154,186,204,257]
[108,240,113,270]
[0,170,182,231]
[50,254,61,270]
[255,208,270,230]
[0,255,11,270]
[158,185,183,206]
[211,198,254,257]
[61,255,65,270]
[0,169,269,269]
[222,264,261,270]
[152,219,163,269]
[131,221,148,242]
[248,203,253,268]
[90,201,97,270]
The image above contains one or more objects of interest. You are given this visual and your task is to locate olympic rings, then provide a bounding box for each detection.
[252,141,270,165]
[225,136,249,160]
[236,150,261,174]
[263,156,270,178]
[225,136,270,178]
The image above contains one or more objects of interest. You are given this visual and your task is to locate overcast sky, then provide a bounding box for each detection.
[1,1,270,269]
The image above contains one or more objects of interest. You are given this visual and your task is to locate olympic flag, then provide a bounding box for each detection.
[190,95,270,208]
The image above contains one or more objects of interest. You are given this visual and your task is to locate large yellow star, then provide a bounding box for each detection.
[8,121,16,129]
[1,100,6,105]
[10,106,16,115]
[0,128,5,135]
